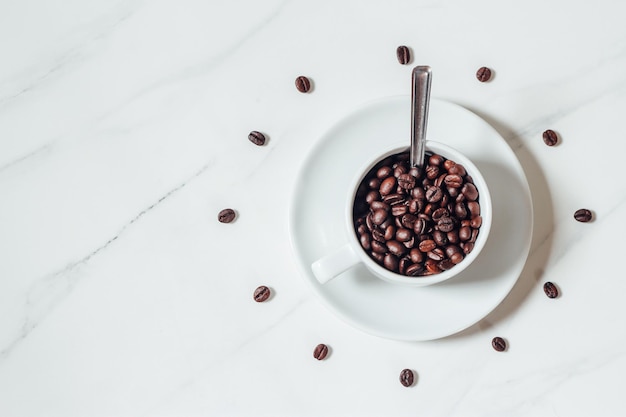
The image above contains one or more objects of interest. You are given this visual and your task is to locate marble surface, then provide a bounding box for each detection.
[2,0,626,416]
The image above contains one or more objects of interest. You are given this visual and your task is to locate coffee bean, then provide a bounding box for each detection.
[383,193,405,205]
[470,216,482,228]
[425,165,439,180]
[439,259,455,270]
[467,201,480,217]
[253,286,271,302]
[295,76,311,93]
[401,213,418,229]
[396,228,413,242]
[427,248,445,261]
[384,254,399,272]
[372,228,386,243]
[454,202,468,219]
[371,252,385,264]
[396,45,411,65]
[462,183,479,201]
[448,163,466,176]
[418,239,436,252]
[313,343,329,360]
[476,66,492,82]
[387,240,407,256]
[398,173,416,190]
[379,177,397,196]
[372,209,388,225]
[425,259,441,274]
[574,208,592,222]
[399,369,414,387]
[542,129,558,146]
[218,208,236,223]
[444,174,463,188]
[391,205,408,217]
[425,186,443,203]
[492,336,506,352]
[371,240,387,254]
[384,225,396,241]
[543,282,559,298]
[437,216,455,233]
[459,226,471,241]
[359,233,371,250]
[248,131,266,146]
[406,263,424,276]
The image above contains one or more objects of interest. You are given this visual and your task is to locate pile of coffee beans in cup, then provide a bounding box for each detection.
[353,150,482,277]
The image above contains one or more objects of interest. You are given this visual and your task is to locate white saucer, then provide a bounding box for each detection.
[288,96,533,341]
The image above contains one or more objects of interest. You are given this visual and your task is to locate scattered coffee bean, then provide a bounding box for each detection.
[543,281,559,298]
[492,336,506,352]
[396,45,411,65]
[313,343,329,360]
[574,208,592,223]
[253,285,271,302]
[295,75,311,93]
[218,208,236,223]
[399,369,414,387]
[542,129,558,146]
[352,150,482,277]
[476,66,492,82]
[248,130,266,146]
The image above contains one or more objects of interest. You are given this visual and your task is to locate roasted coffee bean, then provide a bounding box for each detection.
[359,233,371,250]
[492,337,506,352]
[470,216,482,229]
[357,224,367,235]
[396,228,413,242]
[467,201,480,217]
[370,201,389,211]
[396,45,411,65]
[371,240,387,253]
[454,202,468,219]
[394,165,408,178]
[543,282,559,298]
[431,207,448,221]
[383,193,405,205]
[398,257,411,274]
[418,239,436,252]
[218,208,236,223]
[377,166,392,178]
[248,131,266,146]
[425,259,441,274]
[429,154,444,166]
[462,242,474,254]
[411,187,425,199]
[437,216,455,232]
[391,205,408,217]
[476,66,492,82]
[409,166,421,178]
[447,230,459,244]
[398,173,416,190]
[427,248,445,261]
[425,165,439,180]
[406,263,424,276]
[384,254,399,272]
[372,228,386,243]
[413,218,429,235]
[408,198,421,214]
[399,369,414,387]
[313,343,329,360]
[372,209,388,225]
[542,129,558,146]
[432,230,448,246]
[470,228,479,243]
[435,173,447,188]
[462,183,479,201]
[425,186,443,203]
[409,248,423,264]
[401,213,418,229]
[384,225,396,241]
[379,177,397,196]
[366,191,380,204]
[387,240,407,256]
[444,174,463,188]
[295,75,311,93]
[449,163,466,176]
[438,259,455,270]
[253,286,271,302]
[368,177,381,189]
[459,226,472,241]
[574,208,592,222]
[371,252,385,264]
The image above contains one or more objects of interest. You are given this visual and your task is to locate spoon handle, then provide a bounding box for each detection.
[410,66,432,167]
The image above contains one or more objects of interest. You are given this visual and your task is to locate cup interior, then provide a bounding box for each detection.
[347,141,492,286]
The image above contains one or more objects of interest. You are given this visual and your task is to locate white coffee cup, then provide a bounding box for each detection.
[311,141,492,287]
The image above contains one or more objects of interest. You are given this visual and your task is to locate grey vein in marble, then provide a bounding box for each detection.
[0,160,213,362]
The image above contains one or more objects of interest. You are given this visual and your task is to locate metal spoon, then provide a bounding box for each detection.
[410,66,432,167]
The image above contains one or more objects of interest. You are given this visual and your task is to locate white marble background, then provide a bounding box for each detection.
[2,0,626,416]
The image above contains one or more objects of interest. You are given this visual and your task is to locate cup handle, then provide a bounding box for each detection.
[311,244,361,284]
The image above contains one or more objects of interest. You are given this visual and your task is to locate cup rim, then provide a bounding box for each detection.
[345,140,493,286]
